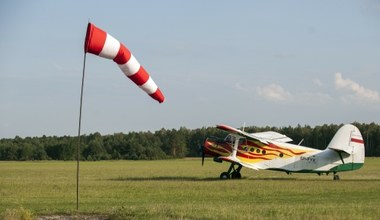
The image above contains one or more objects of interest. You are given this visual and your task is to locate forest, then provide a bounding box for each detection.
[0,122,379,161]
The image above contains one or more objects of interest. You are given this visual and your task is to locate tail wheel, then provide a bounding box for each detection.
[333,174,340,180]
[220,172,230,180]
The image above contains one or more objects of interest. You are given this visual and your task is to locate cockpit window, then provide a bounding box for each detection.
[224,134,235,144]
[224,135,246,145]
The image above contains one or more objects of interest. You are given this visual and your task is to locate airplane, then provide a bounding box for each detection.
[200,124,365,180]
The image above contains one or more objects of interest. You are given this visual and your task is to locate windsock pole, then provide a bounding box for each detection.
[76,47,87,212]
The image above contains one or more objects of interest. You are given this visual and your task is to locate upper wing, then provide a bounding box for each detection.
[250,131,293,143]
[216,124,292,143]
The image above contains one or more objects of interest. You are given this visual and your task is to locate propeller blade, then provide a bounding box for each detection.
[201,148,205,166]
[198,143,205,166]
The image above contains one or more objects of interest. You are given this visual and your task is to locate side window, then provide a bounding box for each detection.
[239,138,247,151]
[239,138,247,145]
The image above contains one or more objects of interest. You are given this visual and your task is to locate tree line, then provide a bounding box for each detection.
[0,122,379,161]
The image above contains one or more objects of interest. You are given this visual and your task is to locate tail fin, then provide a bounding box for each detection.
[327,124,365,164]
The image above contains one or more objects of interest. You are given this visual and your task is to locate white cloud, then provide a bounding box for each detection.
[312,78,323,87]
[335,72,380,104]
[235,82,251,93]
[256,83,292,102]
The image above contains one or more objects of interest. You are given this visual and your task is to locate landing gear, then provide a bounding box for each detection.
[220,172,230,179]
[333,174,340,181]
[220,163,242,180]
[231,171,242,179]
[333,172,340,180]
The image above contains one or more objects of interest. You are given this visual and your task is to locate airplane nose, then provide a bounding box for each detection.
[200,138,216,166]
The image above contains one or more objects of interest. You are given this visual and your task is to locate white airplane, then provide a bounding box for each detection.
[201,124,365,180]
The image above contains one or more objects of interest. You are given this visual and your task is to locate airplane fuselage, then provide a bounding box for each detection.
[204,135,363,175]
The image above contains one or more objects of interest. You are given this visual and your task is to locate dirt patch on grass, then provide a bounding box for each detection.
[36,215,109,220]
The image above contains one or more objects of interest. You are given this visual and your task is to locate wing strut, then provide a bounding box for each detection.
[231,135,239,158]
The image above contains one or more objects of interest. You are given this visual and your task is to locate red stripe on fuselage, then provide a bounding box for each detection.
[351,138,364,144]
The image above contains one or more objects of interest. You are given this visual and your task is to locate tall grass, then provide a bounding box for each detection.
[0,207,33,220]
[0,158,379,219]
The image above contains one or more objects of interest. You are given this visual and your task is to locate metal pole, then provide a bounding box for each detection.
[77,51,87,212]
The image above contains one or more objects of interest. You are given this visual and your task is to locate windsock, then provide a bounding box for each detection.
[84,23,165,103]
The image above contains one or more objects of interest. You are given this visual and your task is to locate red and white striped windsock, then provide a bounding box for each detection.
[84,23,165,103]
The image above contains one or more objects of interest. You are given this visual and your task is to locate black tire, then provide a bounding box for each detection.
[231,171,242,179]
[220,172,230,180]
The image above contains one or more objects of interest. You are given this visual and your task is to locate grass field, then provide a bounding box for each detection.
[0,158,379,219]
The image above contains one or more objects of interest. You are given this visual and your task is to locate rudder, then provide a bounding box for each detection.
[327,124,365,166]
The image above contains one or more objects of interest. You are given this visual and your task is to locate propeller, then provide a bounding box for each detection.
[198,143,205,166]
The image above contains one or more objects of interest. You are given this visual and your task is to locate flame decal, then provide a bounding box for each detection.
[204,138,312,164]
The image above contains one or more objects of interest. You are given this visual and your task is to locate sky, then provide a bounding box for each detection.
[1,0,380,138]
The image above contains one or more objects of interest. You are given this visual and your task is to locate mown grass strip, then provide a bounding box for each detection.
[0,158,379,219]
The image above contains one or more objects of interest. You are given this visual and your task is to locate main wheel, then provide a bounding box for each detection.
[231,171,241,179]
[333,174,340,181]
[220,172,230,180]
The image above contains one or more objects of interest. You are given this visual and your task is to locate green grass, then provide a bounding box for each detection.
[1,158,379,219]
